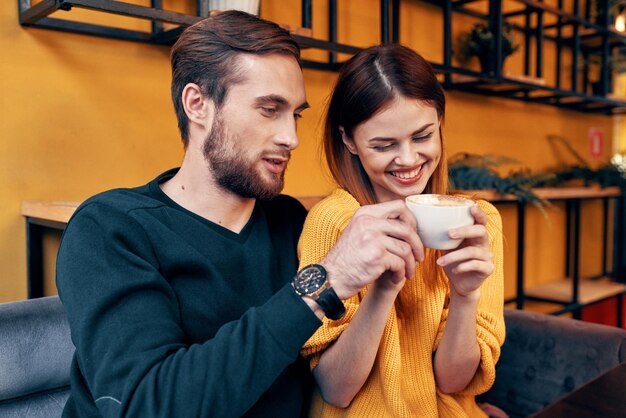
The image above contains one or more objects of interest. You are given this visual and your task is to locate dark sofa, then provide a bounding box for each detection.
[0,296,624,417]
[0,296,73,417]
[479,308,626,417]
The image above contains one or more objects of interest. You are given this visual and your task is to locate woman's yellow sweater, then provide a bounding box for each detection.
[298,189,505,418]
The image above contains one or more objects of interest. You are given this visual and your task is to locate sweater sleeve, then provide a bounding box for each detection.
[56,201,320,418]
[297,190,363,368]
[433,200,506,395]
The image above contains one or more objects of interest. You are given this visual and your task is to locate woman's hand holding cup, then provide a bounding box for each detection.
[405,194,493,298]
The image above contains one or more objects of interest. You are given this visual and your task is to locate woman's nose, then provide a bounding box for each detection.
[394,142,418,166]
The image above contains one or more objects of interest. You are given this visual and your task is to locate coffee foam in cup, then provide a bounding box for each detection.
[407,194,474,207]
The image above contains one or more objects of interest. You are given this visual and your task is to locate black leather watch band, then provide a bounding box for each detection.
[316,287,346,320]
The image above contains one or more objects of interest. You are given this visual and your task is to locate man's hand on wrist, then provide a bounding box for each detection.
[318,261,350,300]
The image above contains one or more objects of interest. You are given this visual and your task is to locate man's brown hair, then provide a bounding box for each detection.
[170,11,300,146]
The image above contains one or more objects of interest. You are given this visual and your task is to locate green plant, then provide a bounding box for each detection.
[534,135,626,192]
[447,137,626,208]
[447,153,547,207]
[456,23,519,62]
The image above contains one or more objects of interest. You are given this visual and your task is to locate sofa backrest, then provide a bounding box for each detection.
[481,308,626,418]
[0,296,74,417]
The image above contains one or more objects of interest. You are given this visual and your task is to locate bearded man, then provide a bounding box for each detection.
[56,10,422,418]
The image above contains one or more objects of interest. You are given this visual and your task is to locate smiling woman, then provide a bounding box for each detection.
[298,44,506,418]
[341,97,441,204]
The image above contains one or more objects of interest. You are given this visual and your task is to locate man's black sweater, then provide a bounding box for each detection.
[56,169,321,417]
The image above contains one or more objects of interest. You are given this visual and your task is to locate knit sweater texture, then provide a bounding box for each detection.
[298,189,505,418]
[56,169,322,418]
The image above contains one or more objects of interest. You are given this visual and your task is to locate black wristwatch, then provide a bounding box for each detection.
[292,264,346,320]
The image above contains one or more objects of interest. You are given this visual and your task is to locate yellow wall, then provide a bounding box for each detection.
[0,0,619,302]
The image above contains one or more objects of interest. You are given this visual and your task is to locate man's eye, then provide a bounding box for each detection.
[262,107,277,115]
[412,133,433,142]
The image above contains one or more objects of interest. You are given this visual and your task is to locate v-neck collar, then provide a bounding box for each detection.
[148,168,260,243]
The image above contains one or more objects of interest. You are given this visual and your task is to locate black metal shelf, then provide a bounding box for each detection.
[426,0,626,113]
[17,0,361,55]
[17,0,626,114]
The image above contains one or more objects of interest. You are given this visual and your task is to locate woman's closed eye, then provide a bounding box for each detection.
[371,133,433,151]
[371,142,395,152]
[412,132,433,142]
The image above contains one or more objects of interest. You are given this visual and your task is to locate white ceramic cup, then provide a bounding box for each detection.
[405,194,476,250]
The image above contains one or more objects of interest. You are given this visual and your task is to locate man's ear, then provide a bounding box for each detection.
[339,126,358,155]
[182,83,215,128]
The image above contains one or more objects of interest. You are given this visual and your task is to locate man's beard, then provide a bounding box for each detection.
[202,114,287,200]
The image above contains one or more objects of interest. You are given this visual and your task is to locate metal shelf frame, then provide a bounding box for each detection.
[17,0,361,67]
[498,190,626,325]
[17,0,626,114]
[424,0,626,114]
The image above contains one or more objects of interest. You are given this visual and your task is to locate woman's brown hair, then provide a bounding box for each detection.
[324,43,447,204]
[324,44,448,289]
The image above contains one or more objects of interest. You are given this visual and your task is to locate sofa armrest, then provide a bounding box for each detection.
[480,309,626,418]
[0,296,74,402]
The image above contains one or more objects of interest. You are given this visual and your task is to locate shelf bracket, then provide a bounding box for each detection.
[19,0,60,24]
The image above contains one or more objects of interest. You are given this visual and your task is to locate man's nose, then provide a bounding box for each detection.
[275,116,299,150]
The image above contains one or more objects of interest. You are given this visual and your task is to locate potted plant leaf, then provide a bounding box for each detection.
[457,22,519,75]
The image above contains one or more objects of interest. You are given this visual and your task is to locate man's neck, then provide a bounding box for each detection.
[160,154,256,234]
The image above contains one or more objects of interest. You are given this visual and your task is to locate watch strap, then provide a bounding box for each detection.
[316,287,346,320]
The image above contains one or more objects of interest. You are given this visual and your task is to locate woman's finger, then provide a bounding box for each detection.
[470,205,488,225]
[437,245,492,267]
[449,223,488,244]
[447,259,494,277]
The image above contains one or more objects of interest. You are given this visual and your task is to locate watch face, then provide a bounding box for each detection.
[294,265,326,295]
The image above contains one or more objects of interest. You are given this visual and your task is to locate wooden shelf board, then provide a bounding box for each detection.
[527,91,557,100]
[20,186,621,225]
[481,82,529,92]
[532,186,621,199]
[525,277,626,305]
[21,198,324,223]
[21,201,79,224]
[558,96,586,104]
[607,93,626,101]
[451,74,485,84]
[459,186,620,202]
[504,73,546,86]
